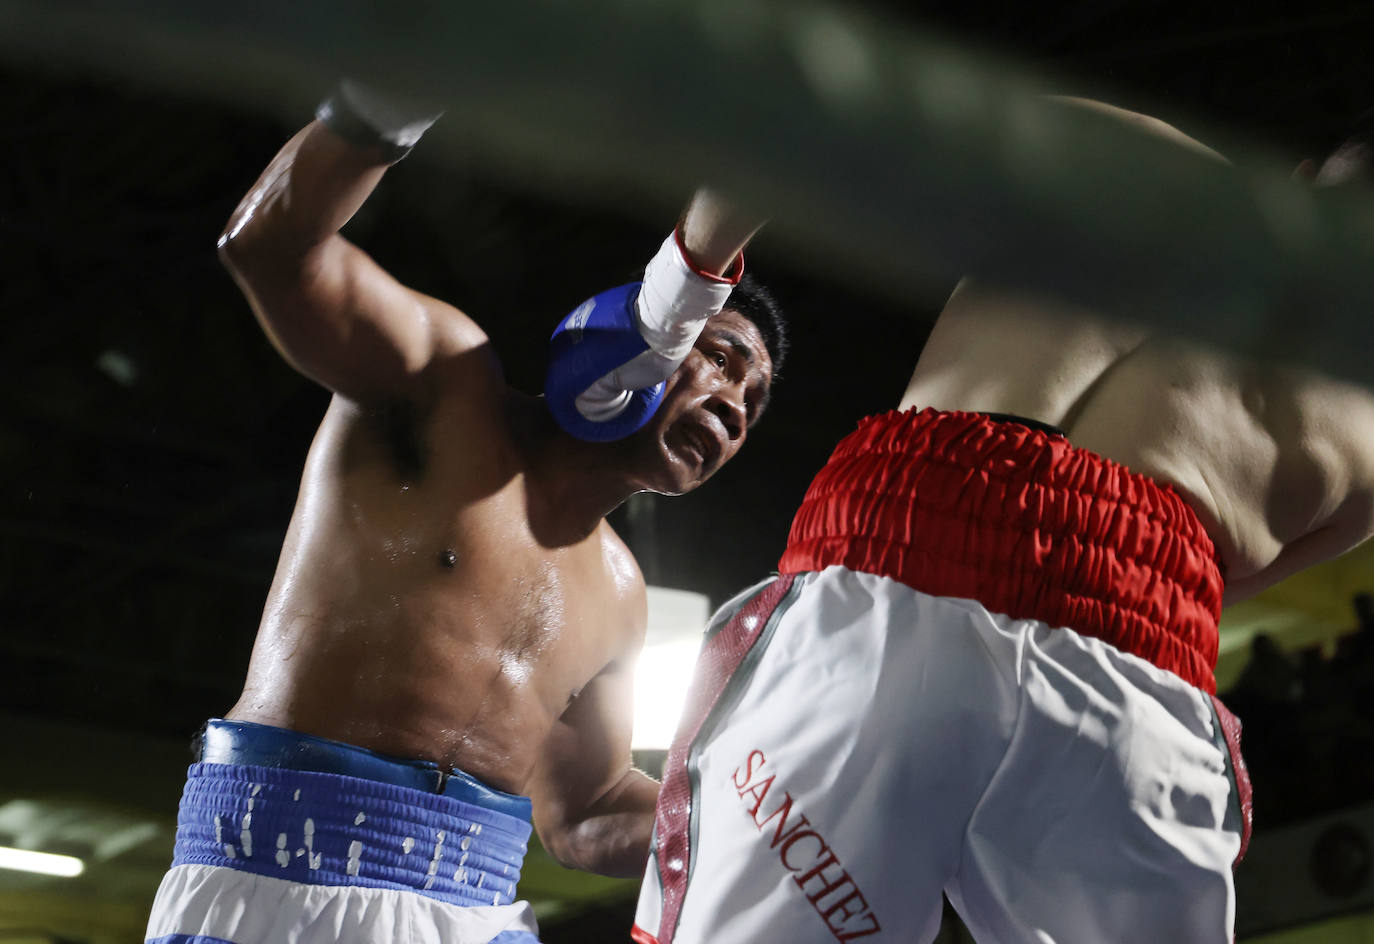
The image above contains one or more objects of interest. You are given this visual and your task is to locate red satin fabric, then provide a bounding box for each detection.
[778,408,1224,693]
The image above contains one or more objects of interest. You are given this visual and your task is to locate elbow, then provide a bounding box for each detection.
[217,219,313,287]
[537,814,617,874]
[216,231,238,275]
[535,817,649,879]
[216,222,257,278]
[535,817,586,872]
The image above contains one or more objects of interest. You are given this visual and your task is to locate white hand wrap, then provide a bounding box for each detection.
[574,232,742,420]
[316,79,442,162]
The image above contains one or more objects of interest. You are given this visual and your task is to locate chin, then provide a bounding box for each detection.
[643,464,701,497]
[644,445,706,496]
[628,420,714,495]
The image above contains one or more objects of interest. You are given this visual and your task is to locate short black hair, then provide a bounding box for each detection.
[1320,107,1374,183]
[1341,107,1374,150]
[724,272,788,379]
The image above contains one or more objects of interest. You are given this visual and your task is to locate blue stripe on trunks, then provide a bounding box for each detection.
[149,936,538,944]
[172,763,532,908]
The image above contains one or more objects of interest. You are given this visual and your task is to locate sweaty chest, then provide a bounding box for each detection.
[328,405,625,692]
[429,502,622,686]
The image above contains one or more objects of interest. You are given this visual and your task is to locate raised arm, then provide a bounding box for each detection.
[678,186,767,276]
[218,84,485,404]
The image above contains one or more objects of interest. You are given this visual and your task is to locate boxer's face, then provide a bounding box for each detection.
[629,310,773,495]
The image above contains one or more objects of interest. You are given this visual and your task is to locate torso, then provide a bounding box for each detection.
[901,279,1374,602]
[227,371,642,795]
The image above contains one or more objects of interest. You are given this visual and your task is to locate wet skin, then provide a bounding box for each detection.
[227,309,773,795]
[213,116,774,876]
[901,101,1374,603]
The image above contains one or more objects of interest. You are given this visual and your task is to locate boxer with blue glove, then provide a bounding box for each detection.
[545,225,743,442]
[147,78,784,944]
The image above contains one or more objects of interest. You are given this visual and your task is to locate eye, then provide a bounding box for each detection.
[710,350,728,369]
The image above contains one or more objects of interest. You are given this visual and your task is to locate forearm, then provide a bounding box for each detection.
[543,767,660,878]
[678,187,766,277]
[218,120,391,265]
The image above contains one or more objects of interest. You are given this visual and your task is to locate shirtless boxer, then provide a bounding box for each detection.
[142,82,781,944]
[633,102,1374,944]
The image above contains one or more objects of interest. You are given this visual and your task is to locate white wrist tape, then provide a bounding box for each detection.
[635,232,741,361]
[318,79,442,161]
[571,233,742,423]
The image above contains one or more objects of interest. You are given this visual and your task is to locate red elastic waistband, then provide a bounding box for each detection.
[778,408,1224,692]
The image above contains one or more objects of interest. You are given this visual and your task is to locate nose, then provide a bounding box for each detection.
[705,389,746,442]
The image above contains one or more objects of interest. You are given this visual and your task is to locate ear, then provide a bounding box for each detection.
[1292,158,1319,181]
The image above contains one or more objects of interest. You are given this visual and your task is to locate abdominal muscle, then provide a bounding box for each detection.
[227,529,569,794]
[225,403,611,795]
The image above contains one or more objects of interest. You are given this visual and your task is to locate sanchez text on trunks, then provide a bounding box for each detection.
[732,749,881,942]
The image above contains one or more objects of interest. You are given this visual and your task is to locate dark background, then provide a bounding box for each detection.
[2,1,1373,939]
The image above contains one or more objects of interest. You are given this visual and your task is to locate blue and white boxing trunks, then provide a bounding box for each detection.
[145,719,542,944]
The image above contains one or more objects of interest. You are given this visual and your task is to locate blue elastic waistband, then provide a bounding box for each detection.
[173,761,533,907]
[200,719,531,821]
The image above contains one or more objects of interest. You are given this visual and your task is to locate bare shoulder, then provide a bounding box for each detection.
[422,297,510,403]
[595,521,648,650]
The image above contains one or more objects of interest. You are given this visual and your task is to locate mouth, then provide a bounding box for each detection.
[672,415,724,471]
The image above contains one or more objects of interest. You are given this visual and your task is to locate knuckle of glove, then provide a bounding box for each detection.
[546,283,667,442]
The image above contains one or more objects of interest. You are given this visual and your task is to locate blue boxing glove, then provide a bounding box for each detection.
[545,231,742,442]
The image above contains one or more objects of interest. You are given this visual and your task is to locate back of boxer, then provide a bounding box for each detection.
[144,86,781,944]
[902,100,1374,604]
[633,101,1374,944]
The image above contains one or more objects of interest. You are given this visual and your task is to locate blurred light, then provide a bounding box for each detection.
[95,349,138,386]
[0,845,85,877]
[633,638,703,750]
[633,587,711,750]
[790,8,877,109]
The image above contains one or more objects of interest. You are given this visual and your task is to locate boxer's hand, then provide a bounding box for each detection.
[543,231,741,442]
[315,79,442,163]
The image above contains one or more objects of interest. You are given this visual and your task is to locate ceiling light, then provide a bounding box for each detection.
[0,845,85,878]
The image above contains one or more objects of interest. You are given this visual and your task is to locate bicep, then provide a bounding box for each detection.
[224,234,488,402]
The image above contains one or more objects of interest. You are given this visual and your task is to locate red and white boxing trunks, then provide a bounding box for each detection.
[634,409,1252,944]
